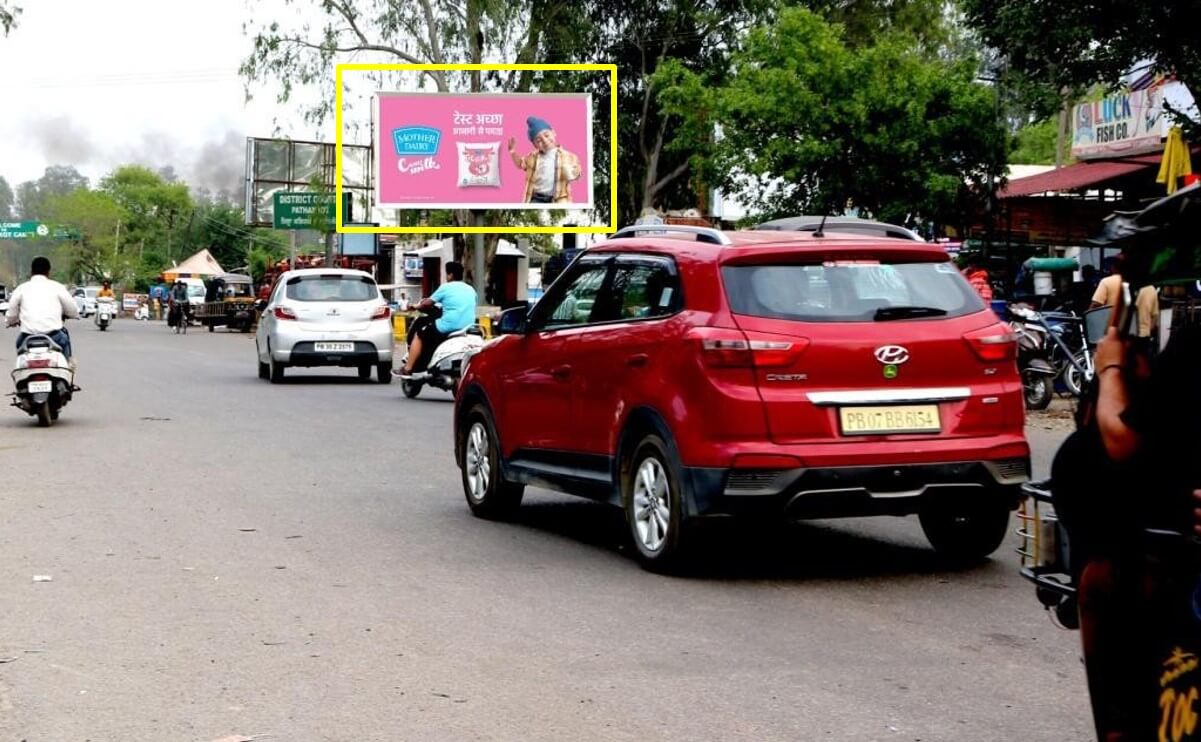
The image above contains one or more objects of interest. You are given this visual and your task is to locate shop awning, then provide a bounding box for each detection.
[999,155,1161,199]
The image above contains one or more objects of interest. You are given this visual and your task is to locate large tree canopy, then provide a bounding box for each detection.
[964,0,1201,130]
[657,7,1006,226]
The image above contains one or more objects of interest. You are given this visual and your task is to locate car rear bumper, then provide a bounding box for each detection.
[681,457,1029,520]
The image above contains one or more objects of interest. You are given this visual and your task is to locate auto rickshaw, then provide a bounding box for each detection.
[197,273,257,332]
[1017,182,1201,740]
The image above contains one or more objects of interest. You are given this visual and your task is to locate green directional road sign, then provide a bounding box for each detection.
[0,221,50,239]
[272,192,352,230]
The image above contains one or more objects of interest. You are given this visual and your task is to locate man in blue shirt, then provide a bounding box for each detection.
[396,261,478,377]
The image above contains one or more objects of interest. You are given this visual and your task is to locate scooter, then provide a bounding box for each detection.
[1009,313,1057,410]
[10,333,78,427]
[400,305,486,399]
[94,297,116,331]
[134,303,149,321]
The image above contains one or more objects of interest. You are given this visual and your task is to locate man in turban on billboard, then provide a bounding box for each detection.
[508,116,582,204]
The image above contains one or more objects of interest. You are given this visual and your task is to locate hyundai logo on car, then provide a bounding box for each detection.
[874,345,910,365]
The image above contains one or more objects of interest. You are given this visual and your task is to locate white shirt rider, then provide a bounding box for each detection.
[5,274,80,334]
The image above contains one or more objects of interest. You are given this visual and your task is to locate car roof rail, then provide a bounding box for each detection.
[610,224,732,245]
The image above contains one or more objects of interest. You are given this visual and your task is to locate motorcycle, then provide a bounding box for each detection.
[9,333,78,427]
[1009,303,1094,399]
[94,296,116,331]
[400,304,486,399]
[1008,310,1057,410]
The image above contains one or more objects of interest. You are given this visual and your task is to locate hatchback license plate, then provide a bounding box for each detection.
[315,342,354,352]
[839,405,941,435]
[27,381,52,394]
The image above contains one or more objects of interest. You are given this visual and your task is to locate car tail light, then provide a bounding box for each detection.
[964,325,1017,362]
[25,359,51,368]
[274,306,297,321]
[689,327,807,368]
[372,305,391,320]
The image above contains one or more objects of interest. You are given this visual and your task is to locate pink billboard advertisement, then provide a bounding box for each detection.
[374,92,594,210]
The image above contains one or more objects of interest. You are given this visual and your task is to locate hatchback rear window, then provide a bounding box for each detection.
[722,261,984,322]
[286,275,379,302]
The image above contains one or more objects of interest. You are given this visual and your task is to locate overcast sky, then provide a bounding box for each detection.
[0,0,325,195]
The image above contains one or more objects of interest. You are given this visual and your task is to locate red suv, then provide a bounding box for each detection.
[455,226,1030,571]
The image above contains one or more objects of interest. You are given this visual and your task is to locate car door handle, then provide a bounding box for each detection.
[626,353,649,368]
[551,365,572,380]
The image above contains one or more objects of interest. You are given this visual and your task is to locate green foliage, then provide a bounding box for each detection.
[657,7,1006,226]
[99,165,193,261]
[39,189,128,284]
[1010,118,1059,165]
[14,165,89,220]
[963,0,1201,133]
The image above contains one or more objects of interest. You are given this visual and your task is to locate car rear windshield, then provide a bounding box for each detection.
[286,275,379,302]
[722,260,984,322]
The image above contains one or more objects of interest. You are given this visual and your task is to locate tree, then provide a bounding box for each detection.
[806,0,957,53]
[99,165,193,263]
[40,189,128,283]
[240,0,559,126]
[0,176,14,219]
[1011,119,1059,166]
[1,1,19,35]
[14,165,89,220]
[656,7,1007,227]
[963,0,1201,132]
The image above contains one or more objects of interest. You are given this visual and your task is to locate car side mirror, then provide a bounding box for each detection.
[497,306,528,335]
[255,299,269,312]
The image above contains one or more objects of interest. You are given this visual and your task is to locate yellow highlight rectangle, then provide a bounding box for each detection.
[335,63,618,235]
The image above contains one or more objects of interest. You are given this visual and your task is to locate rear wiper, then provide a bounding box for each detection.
[873,306,948,321]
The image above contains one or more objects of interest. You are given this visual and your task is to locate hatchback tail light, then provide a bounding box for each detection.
[689,327,808,368]
[372,305,391,320]
[964,325,1017,362]
[274,306,297,321]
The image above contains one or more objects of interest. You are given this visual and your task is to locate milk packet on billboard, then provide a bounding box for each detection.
[457,142,501,188]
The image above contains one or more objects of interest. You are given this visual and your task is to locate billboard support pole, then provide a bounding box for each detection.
[472,210,486,296]
[325,231,336,266]
[289,231,297,271]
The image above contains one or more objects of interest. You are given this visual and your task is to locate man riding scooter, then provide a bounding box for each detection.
[395,261,478,380]
[5,256,80,360]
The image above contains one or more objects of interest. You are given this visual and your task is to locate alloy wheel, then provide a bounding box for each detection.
[465,422,491,503]
[632,457,671,553]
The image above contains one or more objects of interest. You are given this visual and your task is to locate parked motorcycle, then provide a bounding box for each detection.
[9,333,78,427]
[1009,312,1057,410]
[400,304,486,399]
[94,296,116,331]
[1009,304,1094,400]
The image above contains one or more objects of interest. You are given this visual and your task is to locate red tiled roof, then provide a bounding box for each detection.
[999,153,1162,199]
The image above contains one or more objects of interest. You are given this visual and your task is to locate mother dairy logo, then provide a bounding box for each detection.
[393,127,441,156]
[392,127,442,175]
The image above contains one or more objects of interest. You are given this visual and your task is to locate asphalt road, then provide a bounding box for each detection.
[0,319,1089,741]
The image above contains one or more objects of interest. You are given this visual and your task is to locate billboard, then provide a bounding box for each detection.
[244,138,373,227]
[1070,71,1195,160]
[374,92,593,210]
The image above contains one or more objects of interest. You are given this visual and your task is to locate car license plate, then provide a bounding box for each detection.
[27,381,52,394]
[315,342,354,352]
[839,405,941,435]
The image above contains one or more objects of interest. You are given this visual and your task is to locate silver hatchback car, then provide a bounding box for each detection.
[256,268,395,384]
